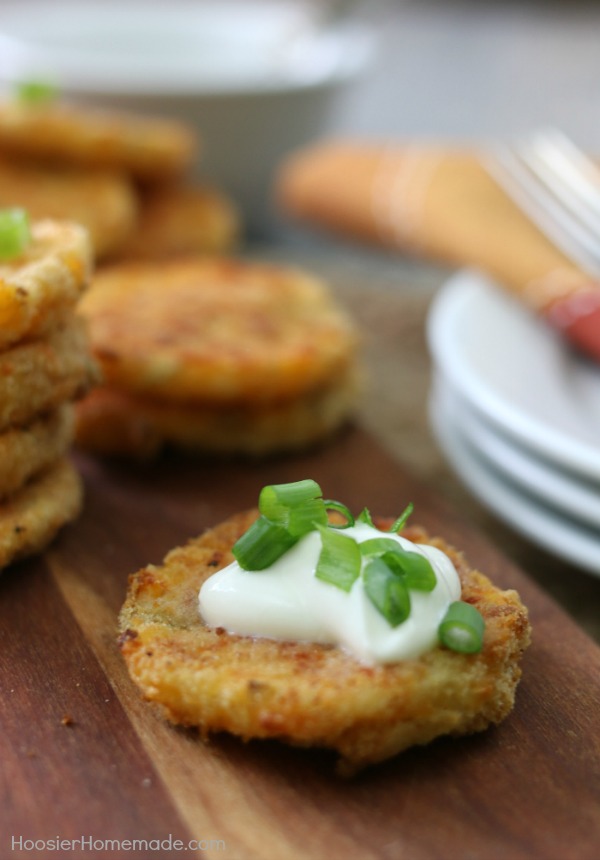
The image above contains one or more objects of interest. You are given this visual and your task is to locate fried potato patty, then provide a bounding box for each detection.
[0,457,82,571]
[0,159,137,261]
[115,184,240,261]
[0,101,196,182]
[80,258,359,404]
[0,318,98,432]
[0,219,91,349]
[0,405,75,500]
[75,364,360,458]
[119,511,531,774]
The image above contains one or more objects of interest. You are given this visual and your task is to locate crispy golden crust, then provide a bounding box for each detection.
[0,219,92,349]
[0,318,99,432]
[0,457,82,571]
[0,159,138,260]
[80,258,359,404]
[0,405,75,500]
[0,101,197,182]
[75,364,360,458]
[114,184,240,261]
[119,511,531,774]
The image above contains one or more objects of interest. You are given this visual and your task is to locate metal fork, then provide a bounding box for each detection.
[488,128,600,277]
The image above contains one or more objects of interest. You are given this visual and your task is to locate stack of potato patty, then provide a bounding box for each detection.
[0,220,97,570]
[75,257,361,458]
[0,95,239,264]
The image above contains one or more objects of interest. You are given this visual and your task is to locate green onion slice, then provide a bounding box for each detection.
[363,557,411,627]
[259,479,322,519]
[258,480,327,536]
[0,208,31,260]
[323,500,354,529]
[232,515,297,571]
[14,79,58,105]
[438,601,485,653]
[359,538,437,591]
[359,537,402,558]
[315,526,361,591]
[357,507,375,527]
[286,498,329,537]
[383,549,437,592]
[389,502,414,534]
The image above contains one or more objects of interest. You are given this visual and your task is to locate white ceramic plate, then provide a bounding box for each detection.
[429,384,600,577]
[0,1,371,93]
[434,375,600,530]
[427,269,600,482]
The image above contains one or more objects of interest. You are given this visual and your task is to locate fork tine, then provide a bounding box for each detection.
[532,128,600,213]
[488,141,600,276]
[523,129,600,229]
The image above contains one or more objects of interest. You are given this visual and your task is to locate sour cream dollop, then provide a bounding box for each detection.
[198,522,461,665]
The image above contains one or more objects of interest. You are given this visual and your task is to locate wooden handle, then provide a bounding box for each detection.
[277,140,600,361]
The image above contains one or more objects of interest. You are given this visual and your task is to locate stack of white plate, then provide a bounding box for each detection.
[427,269,600,577]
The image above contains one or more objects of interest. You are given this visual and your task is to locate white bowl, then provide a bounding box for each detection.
[0,0,372,233]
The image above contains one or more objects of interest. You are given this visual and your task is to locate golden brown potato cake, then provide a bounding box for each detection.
[0,318,98,432]
[114,184,240,261]
[0,219,92,349]
[0,457,82,571]
[0,100,197,183]
[75,364,360,458]
[0,405,75,500]
[0,159,138,260]
[80,258,359,405]
[119,511,531,775]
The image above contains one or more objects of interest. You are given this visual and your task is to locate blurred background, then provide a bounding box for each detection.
[335,0,600,145]
[2,0,600,238]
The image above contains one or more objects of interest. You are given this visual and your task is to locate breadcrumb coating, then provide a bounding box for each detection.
[0,219,92,349]
[81,258,359,405]
[0,458,82,571]
[0,405,75,500]
[75,365,360,458]
[0,318,98,432]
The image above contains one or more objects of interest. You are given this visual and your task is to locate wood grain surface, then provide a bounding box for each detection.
[1,426,599,860]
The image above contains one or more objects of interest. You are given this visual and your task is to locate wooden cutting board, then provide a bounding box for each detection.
[1,426,599,860]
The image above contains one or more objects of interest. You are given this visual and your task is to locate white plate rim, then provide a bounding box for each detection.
[427,269,600,481]
[429,386,600,577]
[433,374,600,530]
[0,2,372,96]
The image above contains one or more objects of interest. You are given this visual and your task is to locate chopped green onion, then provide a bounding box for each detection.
[363,557,411,627]
[438,601,485,653]
[323,500,354,529]
[258,480,327,536]
[389,502,414,534]
[357,507,375,527]
[359,537,402,558]
[359,538,437,591]
[382,549,437,592]
[232,515,297,570]
[286,498,329,536]
[14,79,58,105]
[315,526,361,591]
[0,208,31,260]
[231,482,437,634]
[259,479,322,519]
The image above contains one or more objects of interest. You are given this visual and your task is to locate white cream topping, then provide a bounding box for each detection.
[198,522,461,665]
